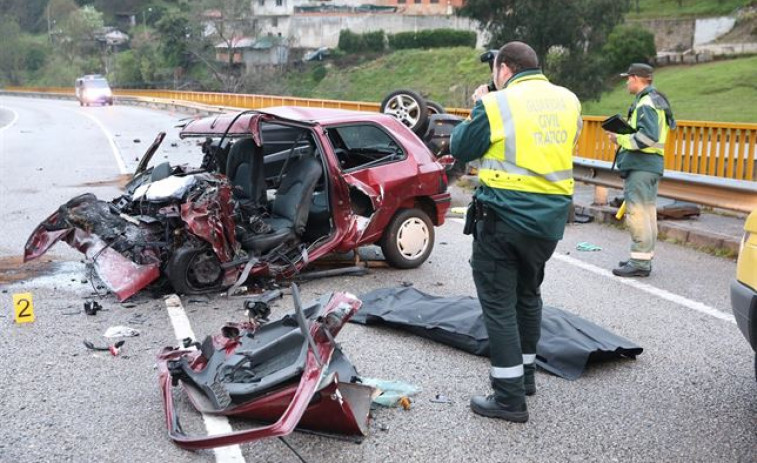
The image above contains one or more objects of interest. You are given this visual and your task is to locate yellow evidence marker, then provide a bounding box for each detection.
[13,293,35,323]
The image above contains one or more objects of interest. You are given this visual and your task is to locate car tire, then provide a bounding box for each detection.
[380,89,429,135]
[380,208,435,269]
[426,100,446,115]
[166,244,224,295]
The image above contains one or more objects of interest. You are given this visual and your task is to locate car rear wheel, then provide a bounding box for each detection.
[426,100,446,115]
[381,208,434,269]
[380,89,429,135]
[166,245,224,295]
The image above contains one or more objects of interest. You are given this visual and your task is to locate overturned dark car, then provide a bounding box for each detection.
[24,107,452,300]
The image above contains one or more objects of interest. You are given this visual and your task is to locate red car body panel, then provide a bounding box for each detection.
[24,217,160,301]
[156,291,370,449]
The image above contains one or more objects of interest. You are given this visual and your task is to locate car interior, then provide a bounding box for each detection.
[326,124,406,172]
[225,124,332,256]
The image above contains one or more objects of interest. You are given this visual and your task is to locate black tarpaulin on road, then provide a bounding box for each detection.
[351,287,643,380]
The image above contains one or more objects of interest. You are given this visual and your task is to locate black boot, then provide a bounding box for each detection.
[470,395,529,422]
[612,263,650,277]
[524,373,536,396]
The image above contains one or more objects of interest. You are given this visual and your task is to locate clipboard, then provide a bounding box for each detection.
[601,114,636,135]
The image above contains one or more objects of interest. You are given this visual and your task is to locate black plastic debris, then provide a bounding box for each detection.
[84,300,102,316]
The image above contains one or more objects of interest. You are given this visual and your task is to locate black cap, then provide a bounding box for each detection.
[620,63,654,78]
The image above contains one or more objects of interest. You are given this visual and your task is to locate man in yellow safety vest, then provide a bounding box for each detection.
[450,41,582,422]
[607,63,675,277]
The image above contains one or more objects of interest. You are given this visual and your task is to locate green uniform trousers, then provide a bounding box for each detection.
[470,215,558,406]
[624,170,661,270]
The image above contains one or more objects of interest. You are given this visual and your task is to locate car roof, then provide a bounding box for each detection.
[180,106,401,137]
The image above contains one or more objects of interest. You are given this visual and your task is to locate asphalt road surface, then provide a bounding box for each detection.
[0,96,754,463]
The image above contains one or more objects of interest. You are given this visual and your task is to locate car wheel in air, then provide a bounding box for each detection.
[380,89,429,135]
[166,244,224,295]
[380,208,435,269]
[426,100,446,115]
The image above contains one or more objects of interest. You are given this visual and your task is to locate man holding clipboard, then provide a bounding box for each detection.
[604,63,675,277]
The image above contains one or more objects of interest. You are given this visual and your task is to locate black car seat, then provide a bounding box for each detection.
[226,138,266,206]
[241,153,323,254]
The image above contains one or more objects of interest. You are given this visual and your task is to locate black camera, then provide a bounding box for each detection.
[479,49,499,92]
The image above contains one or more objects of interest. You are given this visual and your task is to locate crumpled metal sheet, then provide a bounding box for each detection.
[350,287,643,380]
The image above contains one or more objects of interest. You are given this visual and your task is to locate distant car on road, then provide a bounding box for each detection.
[730,209,757,380]
[75,74,113,106]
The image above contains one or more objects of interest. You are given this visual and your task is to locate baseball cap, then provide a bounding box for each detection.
[620,63,654,78]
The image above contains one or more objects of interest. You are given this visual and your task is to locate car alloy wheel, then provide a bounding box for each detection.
[380,89,429,135]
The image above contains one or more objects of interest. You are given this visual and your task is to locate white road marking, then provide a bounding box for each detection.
[75,110,128,175]
[447,217,735,324]
[164,295,246,463]
[0,106,19,133]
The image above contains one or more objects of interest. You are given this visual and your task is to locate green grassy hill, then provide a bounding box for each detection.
[288,49,756,123]
[582,56,757,121]
[286,47,491,108]
[625,0,750,19]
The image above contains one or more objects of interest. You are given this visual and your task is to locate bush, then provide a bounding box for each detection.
[312,64,327,83]
[338,29,385,53]
[388,29,476,50]
[603,25,656,73]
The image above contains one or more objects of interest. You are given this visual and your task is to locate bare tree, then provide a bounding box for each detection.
[188,0,257,92]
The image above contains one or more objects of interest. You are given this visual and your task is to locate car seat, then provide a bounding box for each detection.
[226,138,266,206]
[241,153,323,254]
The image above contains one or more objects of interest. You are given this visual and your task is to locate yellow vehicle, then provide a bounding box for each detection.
[730,210,757,380]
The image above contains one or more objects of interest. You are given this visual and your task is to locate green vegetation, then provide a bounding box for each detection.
[603,25,657,73]
[582,56,757,121]
[625,0,751,19]
[388,29,477,50]
[286,47,491,108]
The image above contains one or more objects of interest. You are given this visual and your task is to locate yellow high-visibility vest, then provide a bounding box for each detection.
[479,74,582,196]
[624,93,669,156]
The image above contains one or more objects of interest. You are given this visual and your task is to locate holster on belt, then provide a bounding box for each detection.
[464,199,494,237]
[463,199,476,236]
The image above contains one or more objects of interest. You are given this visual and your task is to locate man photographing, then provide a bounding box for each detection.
[607,63,675,277]
[450,42,582,422]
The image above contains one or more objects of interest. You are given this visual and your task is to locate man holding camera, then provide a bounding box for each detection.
[450,41,582,422]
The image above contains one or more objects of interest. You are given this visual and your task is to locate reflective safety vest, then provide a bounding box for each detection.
[479,74,582,196]
[623,91,670,156]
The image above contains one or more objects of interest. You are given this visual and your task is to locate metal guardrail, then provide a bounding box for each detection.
[5,87,756,212]
[574,158,757,213]
[578,116,757,182]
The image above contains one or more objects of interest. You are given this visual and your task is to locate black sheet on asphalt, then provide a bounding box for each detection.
[351,287,643,380]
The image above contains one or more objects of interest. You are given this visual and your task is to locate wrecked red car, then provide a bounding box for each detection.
[24,107,451,300]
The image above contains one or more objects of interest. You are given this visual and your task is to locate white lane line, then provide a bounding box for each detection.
[447,217,735,324]
[552,253,735,323]
[0,106,19,133]
[75,110,128,175]
[164,295,246,463]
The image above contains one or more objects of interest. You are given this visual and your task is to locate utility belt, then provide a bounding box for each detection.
[463,198,496,237]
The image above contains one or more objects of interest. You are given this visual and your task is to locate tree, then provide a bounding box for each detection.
[603,25,657,73]
[155,9,198,69]
[184,0,258,92]
[58,5,105,62]
[458,0,631,100]
[0,17,25,84]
